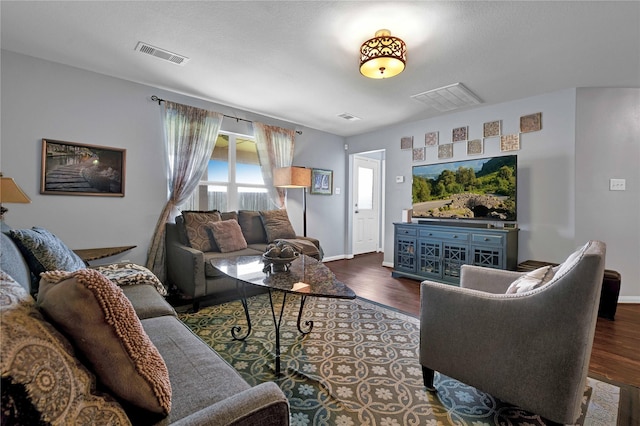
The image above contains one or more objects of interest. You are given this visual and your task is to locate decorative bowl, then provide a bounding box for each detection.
[262,253,298,272]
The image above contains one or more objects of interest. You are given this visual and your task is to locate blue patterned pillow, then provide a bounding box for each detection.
[9,227,86,291]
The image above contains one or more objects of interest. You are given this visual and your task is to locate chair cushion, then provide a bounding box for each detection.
[182,211,222,252]
[505,265,554,294]
[210,219,248,253]
[1,270,131,425]
[9,227,86,290]
[260,209,296,242]
[37,269,172,415]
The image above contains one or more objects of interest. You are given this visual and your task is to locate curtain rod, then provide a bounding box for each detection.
[150,95,302,134]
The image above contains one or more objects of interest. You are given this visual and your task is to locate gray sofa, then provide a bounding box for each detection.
[166,209,321,311]
[1,229,290,425]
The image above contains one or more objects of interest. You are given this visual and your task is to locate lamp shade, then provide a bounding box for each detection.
[273,167,311,188]
[1,177,31,204]
[360,29,406,79]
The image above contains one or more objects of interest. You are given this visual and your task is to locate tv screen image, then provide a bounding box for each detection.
[412,155,517,221]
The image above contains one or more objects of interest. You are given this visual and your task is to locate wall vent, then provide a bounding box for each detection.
[338,113,361,121]
[135,42,189,65]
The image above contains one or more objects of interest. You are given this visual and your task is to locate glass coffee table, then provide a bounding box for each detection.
[210,254,356,375]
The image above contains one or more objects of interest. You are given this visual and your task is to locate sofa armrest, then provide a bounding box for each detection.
[459,264,523,294]
[171,382,289,426]
[165,224,206,299]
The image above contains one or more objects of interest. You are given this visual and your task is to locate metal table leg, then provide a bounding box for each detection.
[231,280,252,341]
[297,295,314,335]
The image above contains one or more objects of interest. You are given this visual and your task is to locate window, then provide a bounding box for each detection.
[181,133,272,212]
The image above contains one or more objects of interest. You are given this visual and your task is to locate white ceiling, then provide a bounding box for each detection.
[2,1,639,137]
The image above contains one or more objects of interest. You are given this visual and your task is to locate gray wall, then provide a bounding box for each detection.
[346,88,640,300]
[575,88,640,300]
[1,50,346,262]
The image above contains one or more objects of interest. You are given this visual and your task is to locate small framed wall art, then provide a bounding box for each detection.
[452,126,468,142]
[310,168,333,195]
[483,120,501,138]
[41,139,126,196]
[438,143,454,159]
[412,147,426,162]
[400,136,413,150]
[425,131,438,146]
[520,112,542,133]
[500,134,520,152]
[467,139,483,155]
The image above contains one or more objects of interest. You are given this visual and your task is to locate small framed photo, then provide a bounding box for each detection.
[483,120,501,138]
[438,143,453,159]
[467,139,483,155]
[520,112,542,133]
[400,136,413,150]
[41,139,126,196]
[412,147,426,162]
[452,126,468,142]
[310,168,333,195]
[425,131,438,146]
[500,134,520,152]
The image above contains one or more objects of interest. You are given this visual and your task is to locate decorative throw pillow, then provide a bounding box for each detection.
[238,210,268,244]
[9,227,86,290]
[210,219,248,253]
[0,270,131,425]
[181,211,222,252]
[260,209,297,242]
[93,262,167,296]
[555,242,590,278]
[505,265,555,294]
[37,269,172,415]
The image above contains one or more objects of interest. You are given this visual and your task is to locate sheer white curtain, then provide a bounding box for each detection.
[146,101,223,281]
[253,122,296,208]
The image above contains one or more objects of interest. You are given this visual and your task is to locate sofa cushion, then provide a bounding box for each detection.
[210,219,248,253]
[203,248,264,278]
[506,265,554,294]
[182,211,222,252]
[139,315,252,423]
[94,262,168,296]
[555,242,590,278]
[238,210,268,244]
[37,269,172,415]
[9,227,86,290]
[121,284,177,320]
[0,270,131,425]
[260,209,297,242]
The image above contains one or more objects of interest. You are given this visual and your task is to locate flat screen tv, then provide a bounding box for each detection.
[412,155,517,222]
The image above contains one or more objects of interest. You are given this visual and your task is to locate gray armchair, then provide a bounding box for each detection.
[420,241,606,425]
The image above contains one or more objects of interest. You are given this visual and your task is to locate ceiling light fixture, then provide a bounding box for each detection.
[359,29,406,79]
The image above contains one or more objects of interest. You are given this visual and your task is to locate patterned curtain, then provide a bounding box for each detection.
[253,122,296,208]
[146,101,223,282]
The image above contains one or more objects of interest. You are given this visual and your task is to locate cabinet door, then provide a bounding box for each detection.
[442,243,468,282]
[471,246,503,269]
[395,237,416,273]
[418,239,442,279]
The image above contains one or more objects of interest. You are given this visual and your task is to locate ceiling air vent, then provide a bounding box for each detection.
[411,83,482,112]
[338,113,361,121]
[135,42,189,65]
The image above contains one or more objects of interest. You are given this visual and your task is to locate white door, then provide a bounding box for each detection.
[352,156,380,255]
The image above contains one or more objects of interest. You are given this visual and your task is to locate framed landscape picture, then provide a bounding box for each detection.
[41,139,126,196]
[310,168,333,195]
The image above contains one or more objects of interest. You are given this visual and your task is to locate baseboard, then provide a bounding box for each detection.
[322,254,349,262]
[618,296,640,303]
[381,261,394,268]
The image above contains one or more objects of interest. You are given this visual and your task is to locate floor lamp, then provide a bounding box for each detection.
[1,174,31,231]
[274,167,311,236]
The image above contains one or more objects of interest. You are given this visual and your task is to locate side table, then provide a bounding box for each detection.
[517,260,621,320]
[73,245,136,262]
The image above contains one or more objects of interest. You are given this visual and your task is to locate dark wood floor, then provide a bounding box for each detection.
[327,252,640,389]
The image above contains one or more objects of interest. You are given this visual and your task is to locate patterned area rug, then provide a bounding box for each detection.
[177,294,619,426]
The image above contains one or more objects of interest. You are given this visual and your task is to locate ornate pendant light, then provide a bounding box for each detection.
[359,29,407,79]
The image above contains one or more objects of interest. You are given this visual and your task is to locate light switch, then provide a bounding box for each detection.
[396,176,405,183]
[609,178,626,191]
